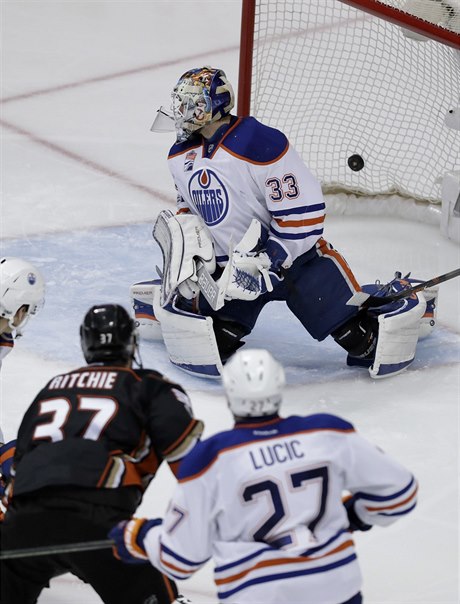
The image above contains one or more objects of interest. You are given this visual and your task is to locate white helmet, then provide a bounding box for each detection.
[0,257,45,331]
[222,348,285,418]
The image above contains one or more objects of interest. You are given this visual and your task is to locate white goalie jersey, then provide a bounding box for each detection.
[144,413,417,604]
[167,116,325,268]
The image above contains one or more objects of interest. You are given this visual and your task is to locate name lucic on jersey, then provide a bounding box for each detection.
[249,438,305,470]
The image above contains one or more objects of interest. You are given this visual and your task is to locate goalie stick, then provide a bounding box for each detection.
[0,539,115,560]
[195,258,229,311]
[347,268,460,308]
[155,259,228,311]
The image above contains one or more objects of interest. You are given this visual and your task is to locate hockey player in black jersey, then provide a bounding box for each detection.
[0,303,203,604]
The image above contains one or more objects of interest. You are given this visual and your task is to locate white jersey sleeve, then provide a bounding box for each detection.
[144,465,214,580]
[344,431,418,527]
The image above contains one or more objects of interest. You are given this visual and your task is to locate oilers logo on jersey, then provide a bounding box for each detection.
[187,168,229,226]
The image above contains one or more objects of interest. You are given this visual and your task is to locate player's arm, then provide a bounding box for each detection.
[142,475,213,579]
[110,444,214,574]
[144,377,204,476]
[0,439,17,517]
[343,431,418,530]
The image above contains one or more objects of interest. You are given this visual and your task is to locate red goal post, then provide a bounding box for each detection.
[237,0,460,213]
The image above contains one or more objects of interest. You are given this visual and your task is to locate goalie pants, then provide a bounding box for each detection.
[0,491,179,604]
[201,238,361,342]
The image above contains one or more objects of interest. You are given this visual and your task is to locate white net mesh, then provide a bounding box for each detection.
[249,0,460,202]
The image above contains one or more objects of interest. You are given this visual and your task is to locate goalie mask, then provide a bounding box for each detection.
[0,257,45,332]
[80,304,137,365]
[222,348,285,418]
[171,66,235,142]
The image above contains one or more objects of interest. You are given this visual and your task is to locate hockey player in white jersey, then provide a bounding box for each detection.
[0,257,45,446]
[0,257,45,518]
[0,257,45,372]
[110,348,418,604]
[135,66,437,379]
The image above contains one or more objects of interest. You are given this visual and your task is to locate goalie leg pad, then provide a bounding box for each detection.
[360,274,438,339]
[369,292,426,379]
[413,284,438,339]
[130,280,163,341]
[153,288,223,378]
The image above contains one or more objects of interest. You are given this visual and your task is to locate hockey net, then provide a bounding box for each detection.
[238,0,460,215]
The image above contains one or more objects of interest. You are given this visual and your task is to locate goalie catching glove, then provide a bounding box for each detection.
[109,517,162,564]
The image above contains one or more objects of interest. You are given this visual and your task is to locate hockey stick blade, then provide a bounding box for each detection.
[347,268,460,308]
[196,260,226,311]
[195,240,234,312]
[0,539,115,560]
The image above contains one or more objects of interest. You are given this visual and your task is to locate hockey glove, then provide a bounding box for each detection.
[224,250,274,302]
[0,439,16,510]
[344,496,372,532]
[109,517,162,564]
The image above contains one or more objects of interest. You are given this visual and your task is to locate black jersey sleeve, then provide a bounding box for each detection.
[139,372,204,461]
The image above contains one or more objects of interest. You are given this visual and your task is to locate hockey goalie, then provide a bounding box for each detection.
[131,207,438,379]
[131,66,439,379]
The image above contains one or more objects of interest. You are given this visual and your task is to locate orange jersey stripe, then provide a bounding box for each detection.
[274,215,325,228]
[365,484,418,512]
[215,539,355,585]
[316,238,361,292]
[0,446,15,465]
[160,554,196,576]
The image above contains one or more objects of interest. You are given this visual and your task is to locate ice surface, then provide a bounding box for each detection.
[1,2,459,603]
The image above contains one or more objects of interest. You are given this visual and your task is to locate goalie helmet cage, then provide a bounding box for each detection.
[237,0,460,209]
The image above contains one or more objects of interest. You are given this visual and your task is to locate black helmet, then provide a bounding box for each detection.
[80,304,137,364]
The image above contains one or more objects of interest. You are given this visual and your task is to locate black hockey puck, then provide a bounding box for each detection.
[348,154,365,171]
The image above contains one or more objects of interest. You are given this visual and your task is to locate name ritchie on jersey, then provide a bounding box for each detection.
[48,371,118,390]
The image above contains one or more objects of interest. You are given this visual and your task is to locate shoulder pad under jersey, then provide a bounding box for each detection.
[222,116,289,164]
